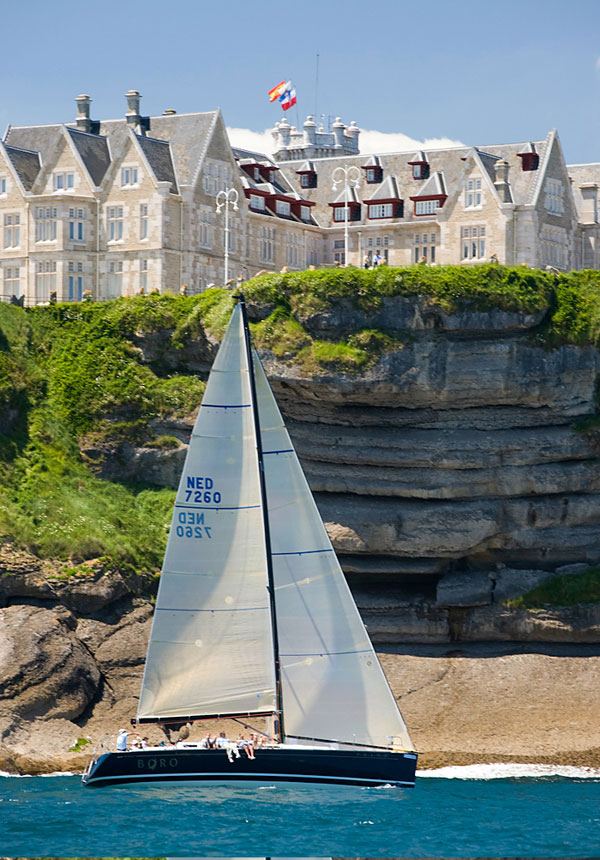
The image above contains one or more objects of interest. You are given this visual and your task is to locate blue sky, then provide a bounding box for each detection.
[1,0,599,162]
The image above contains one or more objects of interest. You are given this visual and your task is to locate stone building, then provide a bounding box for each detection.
[0,92,324,304]
[272,118,590,271]
[0,92,598,305]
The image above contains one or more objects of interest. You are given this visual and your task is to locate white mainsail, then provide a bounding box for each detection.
[138,305,276,720]
[254,356,414,751]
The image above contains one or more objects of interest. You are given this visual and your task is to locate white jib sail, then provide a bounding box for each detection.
[138,306,276,720]
[254,355,414,751]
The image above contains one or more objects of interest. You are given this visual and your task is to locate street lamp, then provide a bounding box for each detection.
[332,165,360,267]
[216,187,239,284]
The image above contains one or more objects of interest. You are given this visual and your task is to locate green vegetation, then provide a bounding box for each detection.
[1,265,599,577]
[68,737,91,752]
[506,567,600,608]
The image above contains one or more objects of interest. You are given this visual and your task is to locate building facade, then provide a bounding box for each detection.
[0,93,597,306]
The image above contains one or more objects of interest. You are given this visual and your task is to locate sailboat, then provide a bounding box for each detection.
[82,296,418,788]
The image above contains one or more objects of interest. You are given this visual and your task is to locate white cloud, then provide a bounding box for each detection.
[226,125,463,157]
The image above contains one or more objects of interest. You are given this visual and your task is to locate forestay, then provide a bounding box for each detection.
[254,356,413,751]
[138,306,276,720]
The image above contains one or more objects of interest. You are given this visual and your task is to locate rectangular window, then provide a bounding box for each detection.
[107,261,123,298]
[254,167,260,180]
[140,204,148,239]
[35,207,57,241]
[333,206,350,221]
[107,207,124,241]
[300,205,311,221]
[4,266,20,295]
[545,179,564,215]
[35,261,56,302]
[3,213,20,248]
[0,178,6,194]
[68,274,83,301]
[368,203,393,219]
[366,169,376,182]
[53,172,74,191]
[250,194,265,210]
[461,226,486,259]
[541,225,567,268]
[68,208,85,242]
[276,200,290,216]
[260,226,275,263]
[415,199,440,215]
[300,174,309,188]
[464,178,482,208]
[121,167,139,187]
[140,259,148,292]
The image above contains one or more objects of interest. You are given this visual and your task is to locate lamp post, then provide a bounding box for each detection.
[332,165,360,266]
[216,187,239,284]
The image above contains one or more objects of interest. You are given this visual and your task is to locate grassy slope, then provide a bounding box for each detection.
[1,265,599,581]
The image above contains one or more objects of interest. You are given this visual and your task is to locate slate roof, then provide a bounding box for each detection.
[3,144,41,191]
[136,134,178,193]
[364,175,401,201]
[276,135,552,227]
[412,170,446,198]
[66,127,111,186]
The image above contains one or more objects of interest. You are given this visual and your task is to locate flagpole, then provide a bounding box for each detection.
[314,53,319,119]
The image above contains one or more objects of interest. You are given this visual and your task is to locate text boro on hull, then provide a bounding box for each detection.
[82,296,417,788]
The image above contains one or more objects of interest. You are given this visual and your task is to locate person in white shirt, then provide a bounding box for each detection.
[116,729,128,751]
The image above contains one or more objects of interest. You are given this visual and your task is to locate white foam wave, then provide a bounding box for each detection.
[0,770,75,778]
[418,763,600,780]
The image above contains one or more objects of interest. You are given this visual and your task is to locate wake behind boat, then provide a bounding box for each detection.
[82,296,417,788]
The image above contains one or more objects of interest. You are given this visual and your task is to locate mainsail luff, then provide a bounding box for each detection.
[237,296,285,741]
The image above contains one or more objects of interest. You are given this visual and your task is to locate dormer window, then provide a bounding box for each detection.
[300,205,311,221]
[249,194,265,211]
[296,160,317,189]
[408,152,430,180]
[276,199,290,216]
[53,172,74,191]
[517,143,539,172]
[415,199,440,215]
[361,156,383,184]
[254,167,260,180]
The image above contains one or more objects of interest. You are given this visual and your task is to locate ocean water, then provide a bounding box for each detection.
[1,767,599,857]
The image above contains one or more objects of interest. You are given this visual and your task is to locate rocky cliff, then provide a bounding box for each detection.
[81,295,600,641]
[2,278,600,772]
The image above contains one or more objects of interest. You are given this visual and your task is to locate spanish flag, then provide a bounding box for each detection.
[268,81,287,102]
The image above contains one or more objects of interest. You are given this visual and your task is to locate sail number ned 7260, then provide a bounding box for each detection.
[184,476,222,504]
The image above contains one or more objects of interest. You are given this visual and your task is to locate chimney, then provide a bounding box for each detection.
[75,94,92,133]
[125,90,150,135]
[493,160,512,203]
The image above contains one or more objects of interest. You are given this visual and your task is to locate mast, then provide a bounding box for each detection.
[236,294,285,743]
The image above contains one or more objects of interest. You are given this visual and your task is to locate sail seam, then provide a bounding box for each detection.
[281,648,372,656]
[201,403,251,408]
[156,606,269,612]
[174,504,260,510]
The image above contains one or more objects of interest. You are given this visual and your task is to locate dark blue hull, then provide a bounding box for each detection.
[82,746,417,788]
